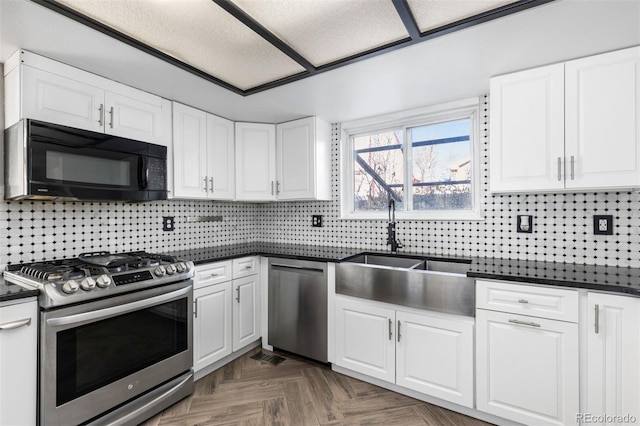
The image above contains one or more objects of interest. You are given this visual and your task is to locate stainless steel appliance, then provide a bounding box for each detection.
[4,251,194,425]
[268,258,327,363]
[4,119,168,201]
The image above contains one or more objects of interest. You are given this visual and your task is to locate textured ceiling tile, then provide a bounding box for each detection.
[407,0,520,32]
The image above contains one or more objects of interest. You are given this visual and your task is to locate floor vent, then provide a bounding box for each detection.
[251,352,286,366]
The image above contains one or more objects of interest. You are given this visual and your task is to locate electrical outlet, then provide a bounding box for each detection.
[162,216,175,232]
[593,215,613,235]
[516,215,533,233]
[312,215,323,227]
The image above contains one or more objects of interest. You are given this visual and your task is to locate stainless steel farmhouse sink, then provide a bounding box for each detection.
[336,253,474,317]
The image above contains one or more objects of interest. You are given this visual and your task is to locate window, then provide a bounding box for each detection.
[341,98,481,220]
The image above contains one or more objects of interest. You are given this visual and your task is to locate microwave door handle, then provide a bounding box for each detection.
[139,157,149,189]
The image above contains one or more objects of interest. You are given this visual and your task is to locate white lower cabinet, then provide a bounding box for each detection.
[0,298,37,426]
[232,274,261,351]
[475,280,579,426]
[193,258,261,375]
[335,296,474,408]
[193,282,232,372]
[585,292,640,425]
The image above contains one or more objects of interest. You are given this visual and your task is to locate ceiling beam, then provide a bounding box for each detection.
[391,0,421,40]
[212,0,316,72]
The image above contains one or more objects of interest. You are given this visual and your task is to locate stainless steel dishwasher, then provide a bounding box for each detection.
[268,258,328,363]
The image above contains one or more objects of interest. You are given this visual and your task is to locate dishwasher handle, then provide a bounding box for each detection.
[270,263,325,274]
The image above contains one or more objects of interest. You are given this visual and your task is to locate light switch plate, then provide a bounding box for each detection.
[516,215,533,233]
[593,215,613,235]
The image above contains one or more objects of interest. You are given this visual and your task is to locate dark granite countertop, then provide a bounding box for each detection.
[0,277,39,303]
[167,242,363,264]
[468,257,640,297]
[169,243,640,297]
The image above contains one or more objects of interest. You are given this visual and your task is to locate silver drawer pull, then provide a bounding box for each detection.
[509,319,540,328]
[211,273,219,277]
[595,304,600,334]
[0,318,32,330]
[518,299,529,304]
[245,265,252,270]
[388,318,392,340]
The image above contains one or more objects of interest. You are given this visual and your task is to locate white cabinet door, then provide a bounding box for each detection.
[21,65,104,133]
[104,91,170,145]
[276,117,331,201]
[396,310,474,408]
[208,114,235,200]
[476,309,578,426]
[232,275,261,351]
[172,102,209,198]
[586,292,640,424]
[193,283,232,372]
[235,122,276,201]
[489,63,565,193]
[334,297,396,383]
[565,46,640,190]
[0,299,37,426]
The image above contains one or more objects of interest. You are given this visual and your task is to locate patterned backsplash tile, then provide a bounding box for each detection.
[1,95,638,269]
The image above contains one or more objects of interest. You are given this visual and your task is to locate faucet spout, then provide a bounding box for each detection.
[387,198,402,253]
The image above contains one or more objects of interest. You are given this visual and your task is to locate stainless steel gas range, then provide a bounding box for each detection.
[4,251,195,426]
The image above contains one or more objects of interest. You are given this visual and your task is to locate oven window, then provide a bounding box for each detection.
[56,299,188,406]
[46,151,131,186]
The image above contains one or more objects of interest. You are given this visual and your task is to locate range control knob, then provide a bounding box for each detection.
[96,274,111,288]
[175,262,186,273]
[61,280,80,294]
[80,277,96,291]
[166,264,177,275]
[154,266,166,277]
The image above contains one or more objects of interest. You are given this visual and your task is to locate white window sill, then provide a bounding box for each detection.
[339,211,485,221]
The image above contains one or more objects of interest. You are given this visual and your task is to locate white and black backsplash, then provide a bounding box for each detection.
[1,95,639,270]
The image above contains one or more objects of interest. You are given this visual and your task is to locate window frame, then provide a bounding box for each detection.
[340,97,482,221]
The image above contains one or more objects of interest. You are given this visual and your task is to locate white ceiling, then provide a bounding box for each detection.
[1,0,639,124]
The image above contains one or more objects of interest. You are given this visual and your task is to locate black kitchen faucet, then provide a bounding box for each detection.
[387,199,402,253]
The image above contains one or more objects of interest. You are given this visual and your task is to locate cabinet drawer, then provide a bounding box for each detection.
[195,261,232,289]
[233,256,259,278]
[476,280,578,322]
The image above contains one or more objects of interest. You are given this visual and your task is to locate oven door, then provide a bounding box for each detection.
[40,281,193,426]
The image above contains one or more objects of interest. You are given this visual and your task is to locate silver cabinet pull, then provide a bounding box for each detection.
[194,300,198,318]
[557,157,562,181]
[397,320,402,342]
[0,317,31,330]
[518,299,529,304]
[276,180,281,194]
[98,103,104,126]
[388,318,392,340]
[595,304,600,334]
[236,287,240,303]
[271,181,274,195]
[203,177,208,192]
[245,265,252,270]
[109,106,114,128]
[508,319,540,327]
[570,155,575,180]
[210,273,219,277]
[209,177,214,193]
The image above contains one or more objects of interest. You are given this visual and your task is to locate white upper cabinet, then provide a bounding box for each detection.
[236,117,332,202]
[276,117,331,200]
[4,49,171,146]
[490,63,565,192]
[235,122,277,201]
[172,102,235,200]
[490,46,640,193]
[565,47,640,190]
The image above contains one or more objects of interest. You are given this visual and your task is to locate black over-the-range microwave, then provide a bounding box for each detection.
[4,119,168,201]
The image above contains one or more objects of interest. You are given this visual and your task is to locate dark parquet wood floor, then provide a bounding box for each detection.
[141,347,492,426]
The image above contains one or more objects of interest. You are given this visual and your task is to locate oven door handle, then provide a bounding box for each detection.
[46,286,191,327]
